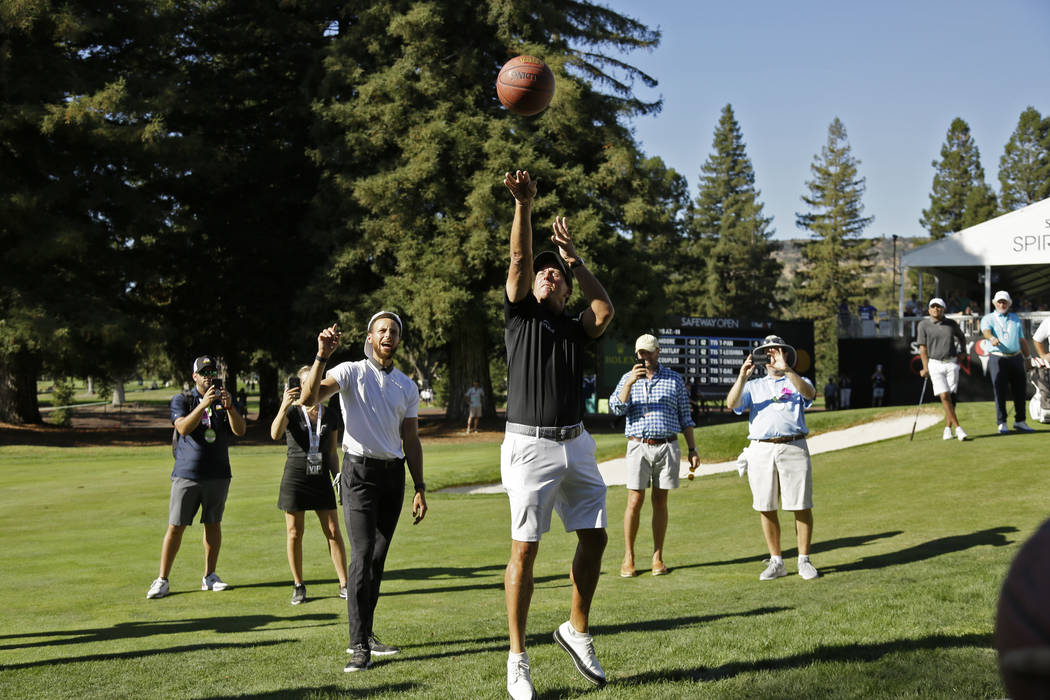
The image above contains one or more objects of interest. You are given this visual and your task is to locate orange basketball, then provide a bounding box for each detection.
[496,55,555,116]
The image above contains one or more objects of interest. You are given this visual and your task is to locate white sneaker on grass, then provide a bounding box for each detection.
[759,558,787,581]
[507,653,537,700]
[942,427,952,440]
[553,621,606,687]
[955,426,968,441]
[998,423,1010,434]
[201,572,228,591]
[798,560,820,580]
[146,577,169,599]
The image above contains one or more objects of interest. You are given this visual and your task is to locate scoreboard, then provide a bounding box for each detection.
[656,316,815,389]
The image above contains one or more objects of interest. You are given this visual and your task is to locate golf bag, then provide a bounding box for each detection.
[1028,365,1050,424]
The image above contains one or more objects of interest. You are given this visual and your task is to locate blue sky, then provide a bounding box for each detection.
[599,0,1050,240]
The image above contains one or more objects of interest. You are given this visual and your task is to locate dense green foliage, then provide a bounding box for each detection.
[920,117,998,238]
[998,106,1050,212]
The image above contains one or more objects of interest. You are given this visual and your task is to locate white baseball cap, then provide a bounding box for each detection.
[928,297,946,308]
[635,334,659,353]
[363,311,403,360]
[993,290,1012,304]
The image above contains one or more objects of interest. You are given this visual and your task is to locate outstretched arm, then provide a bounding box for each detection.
[550,216,614,338]
[505,170,537,303]
[302,325,342,407]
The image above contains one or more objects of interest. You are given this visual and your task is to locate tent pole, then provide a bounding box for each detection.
[984,265,992,314]
[898,264,907,337]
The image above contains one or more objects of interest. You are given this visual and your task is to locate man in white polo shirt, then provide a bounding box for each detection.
[727,335,819,582]
[302,312,427,673]
[917,297,969,441]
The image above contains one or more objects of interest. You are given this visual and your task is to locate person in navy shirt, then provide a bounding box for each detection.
[146,355,246,600]
[609,333,699,578]
[727,336,820,582]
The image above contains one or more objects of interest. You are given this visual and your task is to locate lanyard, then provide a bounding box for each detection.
[301,405,323,454]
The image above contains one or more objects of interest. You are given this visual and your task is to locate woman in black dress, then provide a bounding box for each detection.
[270,366,348,605]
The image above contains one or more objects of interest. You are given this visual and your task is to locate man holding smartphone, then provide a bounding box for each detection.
[609,334,699,578]
[146,355,246,599]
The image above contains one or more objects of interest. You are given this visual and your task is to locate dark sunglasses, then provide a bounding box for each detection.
[198,369,218,377]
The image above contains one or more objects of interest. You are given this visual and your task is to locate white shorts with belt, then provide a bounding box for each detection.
[500,428,607,542]
[927,357,960,396]
[744,439,813,512]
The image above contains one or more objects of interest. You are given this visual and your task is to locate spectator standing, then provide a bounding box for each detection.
[980,291,1036,434]
[464,380,484,434]
[917,297,969,441]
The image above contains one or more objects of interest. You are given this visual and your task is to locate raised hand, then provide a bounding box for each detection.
[550,216,579,262]
[317,324,341,359]
[504,170,537,203]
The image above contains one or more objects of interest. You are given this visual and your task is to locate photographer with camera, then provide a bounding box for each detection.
[269,366,348,606]
[726,336,819,582]
[146,355,246,599]
[609,333,699,578]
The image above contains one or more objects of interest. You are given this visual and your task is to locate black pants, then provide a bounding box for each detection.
[340,455,405,646]
[989,354,1027,424]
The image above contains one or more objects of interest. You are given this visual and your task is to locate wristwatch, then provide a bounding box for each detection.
[414,482,426,493]
[569,257,585,269]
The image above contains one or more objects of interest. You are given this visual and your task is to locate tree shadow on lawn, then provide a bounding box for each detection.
[822,526,1017,574]
[0,613,338,652]
[0,639,292,672]
[381,571,568,597]
[200,681,421,699]
[384,563,506,581]
[676,531,904,571]
[615,631,992,686]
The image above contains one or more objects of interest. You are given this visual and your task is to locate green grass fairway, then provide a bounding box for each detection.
[1,401,1045,698]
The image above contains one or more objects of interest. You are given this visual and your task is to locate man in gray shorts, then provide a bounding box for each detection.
[146,355,246,599]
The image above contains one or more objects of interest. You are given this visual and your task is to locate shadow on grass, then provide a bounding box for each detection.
[823,526,1017,574]
[0,613,338,651]
[615,631,992,685]
[0,639,292,671]
[199,681,421,699]
[384,563,506,581]
[381,571,568,597]
[677,531,904,570]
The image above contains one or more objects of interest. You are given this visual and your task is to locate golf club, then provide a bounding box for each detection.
[909,376,929,441]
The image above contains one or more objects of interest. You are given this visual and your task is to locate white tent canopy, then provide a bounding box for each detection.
[900,196,1050,316]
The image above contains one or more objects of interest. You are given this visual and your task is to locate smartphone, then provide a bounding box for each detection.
[211,377,224,410]
[288,376,301,390]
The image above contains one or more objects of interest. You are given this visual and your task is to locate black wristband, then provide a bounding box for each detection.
[570,257,585,269]
[315,355,328,364]
[688,447,698,453]
[414,482,426,492]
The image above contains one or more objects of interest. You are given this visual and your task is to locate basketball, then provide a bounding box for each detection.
[496,55,555,116]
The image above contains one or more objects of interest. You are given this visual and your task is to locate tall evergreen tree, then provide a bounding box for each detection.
[686,104,780,319]
[920,117,998,238]
[794,117,874,376]
[998,106,1050,211]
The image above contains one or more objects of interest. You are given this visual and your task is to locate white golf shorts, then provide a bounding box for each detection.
[927,358,960,396]
[500,428,607,542]
[745,439,813,512]
[624,439,681,491]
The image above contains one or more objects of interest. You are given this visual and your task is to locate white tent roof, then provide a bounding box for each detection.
[902,196,1050,268]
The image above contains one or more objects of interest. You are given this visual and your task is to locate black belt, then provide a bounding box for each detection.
[506,421,583,442]
[345,454,404,468]
[758,435,806,444]
[628,436,676,445]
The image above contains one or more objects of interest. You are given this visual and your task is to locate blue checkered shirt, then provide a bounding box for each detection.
[609,365,695,439]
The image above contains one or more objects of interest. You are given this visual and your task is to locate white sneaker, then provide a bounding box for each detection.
[759,558,788,580]
[553,621,606,687]
[942,427,952,440]
[998,423,1010,434]
[507,653,537,700]
[202,572,228,591]
[798,560,820,580]
[955,426,968,441]
[146,577,169,599]
[1014,421,1037,433]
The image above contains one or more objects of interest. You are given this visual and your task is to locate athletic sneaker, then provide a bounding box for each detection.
[759,559,788,581]
[290,583,306,605]
[344,644,371,672]
[942,427,953,440]
[201,572,228,591]
[146,577,169,599]
[553,621,606,687]
[368,634,400,656]
[998,423,1010,434]
[955,426,968,441]
[507,653,537,700]
[1014,421,1036,433]
[798,560,820,580]
[339,585,348,600]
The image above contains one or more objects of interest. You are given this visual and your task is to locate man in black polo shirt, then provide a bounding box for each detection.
[146,355,246,599]
[501,169,615,700]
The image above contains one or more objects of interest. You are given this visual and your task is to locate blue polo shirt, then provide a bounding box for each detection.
[170,389,233,481]
[980,310,1024,355]
[732,374,813,441]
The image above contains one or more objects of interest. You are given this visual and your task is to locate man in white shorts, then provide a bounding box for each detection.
[727,335,819,581]
[917,297,969,441]
[464,380,484,433]
[501,169,615,699]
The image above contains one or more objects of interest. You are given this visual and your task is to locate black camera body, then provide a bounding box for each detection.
[752,350,770,367]
[288,375,301,390]
[211,377,224,410]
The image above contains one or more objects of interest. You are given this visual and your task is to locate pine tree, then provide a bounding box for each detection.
[685,104,780,319]
[999,106,1050,211]
[920,117,998,238]
[794,118,874,376]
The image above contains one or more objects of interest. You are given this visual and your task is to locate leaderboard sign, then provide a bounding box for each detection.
[656,316,815,389]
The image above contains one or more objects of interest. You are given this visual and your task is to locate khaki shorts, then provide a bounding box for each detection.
[927,358,960,396]
[169,476,230,526]
[469,405,482,418]
[624,439,681,491]
[500,429,607,542]
[745,440,812,511]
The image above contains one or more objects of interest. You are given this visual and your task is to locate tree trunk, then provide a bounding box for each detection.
[0,350,42,423]
[111,379,126,407]
[257,363,280,425]
[444,309,492,422]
